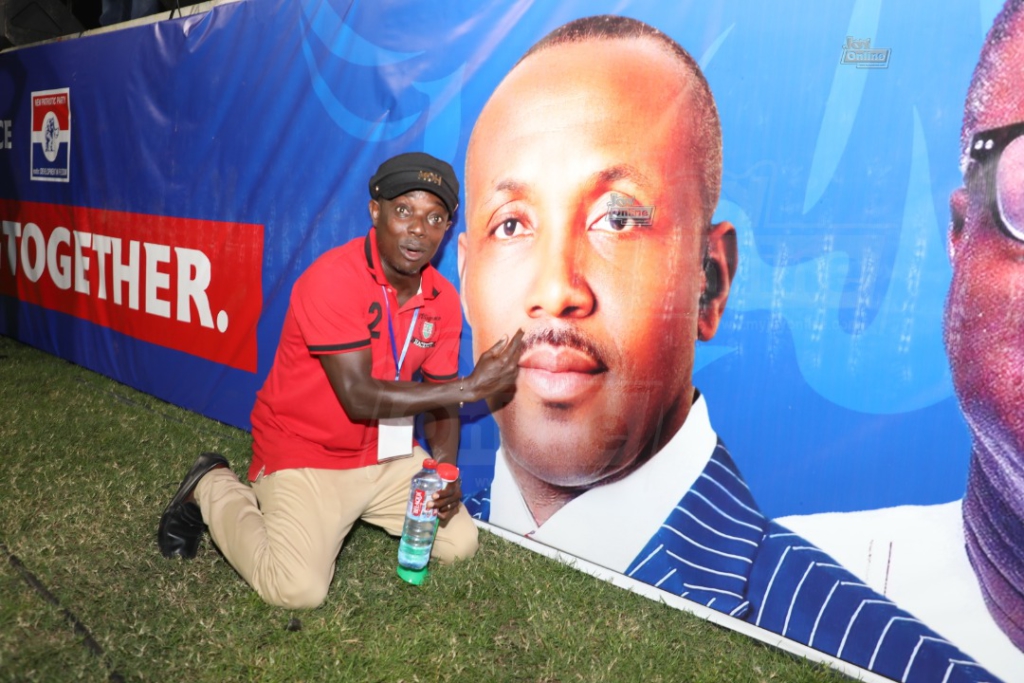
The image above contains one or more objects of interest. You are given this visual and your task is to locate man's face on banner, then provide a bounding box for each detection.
[946,15,1024,467]
[459,38,732,495]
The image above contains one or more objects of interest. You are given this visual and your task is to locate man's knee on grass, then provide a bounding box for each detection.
[431,524,479,565]
[257,577,331,610]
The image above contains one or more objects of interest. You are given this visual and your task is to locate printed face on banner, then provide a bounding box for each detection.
[777,7,1024,678]
[459,38,730,520]
[946,9,1024,472]
[944,6,1024,655]
[456,19,1000,682]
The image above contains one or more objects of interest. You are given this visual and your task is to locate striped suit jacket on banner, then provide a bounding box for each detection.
[466,441,1000,682]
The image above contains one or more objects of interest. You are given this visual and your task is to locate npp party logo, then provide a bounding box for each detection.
[31,88,71,183]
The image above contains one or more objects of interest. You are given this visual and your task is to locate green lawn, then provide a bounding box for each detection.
[0,335,852,682]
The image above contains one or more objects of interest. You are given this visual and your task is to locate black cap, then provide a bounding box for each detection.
[368,152,460,215]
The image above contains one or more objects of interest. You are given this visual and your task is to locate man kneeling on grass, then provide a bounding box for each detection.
[156,152,523,608]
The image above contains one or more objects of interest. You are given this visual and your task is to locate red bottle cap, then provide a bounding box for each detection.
[422,458,438,469]
[437,463,460,483]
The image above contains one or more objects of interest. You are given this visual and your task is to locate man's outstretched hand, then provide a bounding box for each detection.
[465,329,525,403]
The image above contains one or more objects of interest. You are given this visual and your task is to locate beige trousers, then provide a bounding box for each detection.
[193,446,479,609]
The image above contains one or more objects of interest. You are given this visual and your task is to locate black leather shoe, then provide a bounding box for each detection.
[157,452,229,559]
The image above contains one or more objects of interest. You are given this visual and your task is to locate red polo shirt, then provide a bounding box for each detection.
[248,228,461,479]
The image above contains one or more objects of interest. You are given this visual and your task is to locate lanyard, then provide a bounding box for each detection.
[381,286,419,381]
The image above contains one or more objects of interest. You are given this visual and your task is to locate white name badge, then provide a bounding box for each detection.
[377,415,415,461]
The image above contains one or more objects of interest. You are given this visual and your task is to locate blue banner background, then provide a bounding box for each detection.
[0,0,994,519]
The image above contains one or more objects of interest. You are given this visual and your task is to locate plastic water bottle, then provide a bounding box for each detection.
[397,458,443,584]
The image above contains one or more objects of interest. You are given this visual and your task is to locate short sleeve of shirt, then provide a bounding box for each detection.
[291,251,374,355]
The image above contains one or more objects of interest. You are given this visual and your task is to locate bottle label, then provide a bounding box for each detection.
[409,488,435,520]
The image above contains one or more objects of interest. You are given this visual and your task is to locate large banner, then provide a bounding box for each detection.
[1,1,1021,680]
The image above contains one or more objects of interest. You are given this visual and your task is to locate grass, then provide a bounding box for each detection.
[0,335,852,682]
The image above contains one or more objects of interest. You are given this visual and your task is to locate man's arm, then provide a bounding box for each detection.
[319,331,522,522]
[423,405,459,466]
[317,328,523,421]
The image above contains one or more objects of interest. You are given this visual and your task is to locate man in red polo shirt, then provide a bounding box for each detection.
[157,152,523,608]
